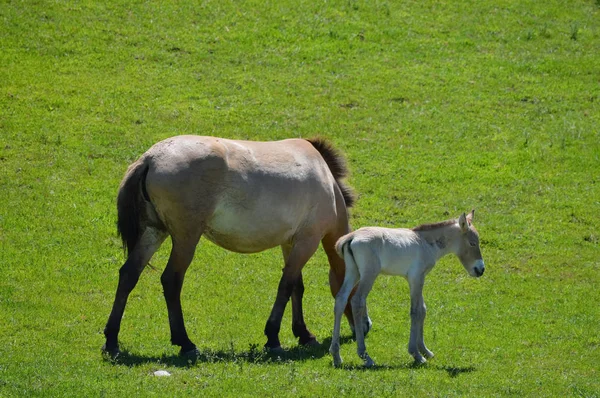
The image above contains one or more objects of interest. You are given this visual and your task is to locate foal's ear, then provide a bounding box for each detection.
[459,212,469,233]
[466,209,475,224]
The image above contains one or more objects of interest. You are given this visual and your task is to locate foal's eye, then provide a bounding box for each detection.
[469,241,477,247]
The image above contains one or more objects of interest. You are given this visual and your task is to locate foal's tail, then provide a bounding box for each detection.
[116,157,150,255]
[334,232,354,259]
[306,138,355,208]
[335,232,360,278]
[335,232,359,267]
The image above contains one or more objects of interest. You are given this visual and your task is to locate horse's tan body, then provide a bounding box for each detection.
[145,136,343,253]
[103,135,361,357]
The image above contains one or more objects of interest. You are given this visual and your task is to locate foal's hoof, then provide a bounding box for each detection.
[331,353,343,368]
[423,350,435,359]
[412,356,427,366]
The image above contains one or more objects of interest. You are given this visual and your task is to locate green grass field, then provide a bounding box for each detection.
[1,0,599,396]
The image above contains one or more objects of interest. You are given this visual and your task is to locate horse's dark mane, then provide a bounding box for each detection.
[306,137,355,208]
[412,219,456,232]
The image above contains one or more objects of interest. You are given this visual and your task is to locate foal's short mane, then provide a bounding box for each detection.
[412,219,456,231]
[306,138,355,207]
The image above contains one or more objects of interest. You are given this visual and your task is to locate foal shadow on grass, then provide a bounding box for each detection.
[328,335,476,377]
[337,360,476,377]
[438,364,476,377]
[104,336,354,368]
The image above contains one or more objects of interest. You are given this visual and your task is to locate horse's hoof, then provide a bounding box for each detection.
[364,357,375,368]
[264,344,285,356]
[179,347,200,360]
[302,338,321,348]
[101,344,120,360]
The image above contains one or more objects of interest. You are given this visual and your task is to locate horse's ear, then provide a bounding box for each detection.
[459,213,468,233]
[466,209,475,225]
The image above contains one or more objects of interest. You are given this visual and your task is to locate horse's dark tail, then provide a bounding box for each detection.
[306,138,356,208]
[116,157,150,256]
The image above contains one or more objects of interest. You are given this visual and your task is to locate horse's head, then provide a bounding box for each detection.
[457,210,485,277]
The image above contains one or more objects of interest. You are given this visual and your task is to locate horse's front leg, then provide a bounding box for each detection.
[407,276,433,364]
[265,238,320,351]
[290,273,318,346]
[281,244,317,346]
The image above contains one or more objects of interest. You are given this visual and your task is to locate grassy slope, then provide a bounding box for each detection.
[1,0,598,396]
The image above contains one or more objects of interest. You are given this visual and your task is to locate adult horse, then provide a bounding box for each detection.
[102,135,368,357]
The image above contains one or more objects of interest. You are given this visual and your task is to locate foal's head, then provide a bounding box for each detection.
[456,210,485,277]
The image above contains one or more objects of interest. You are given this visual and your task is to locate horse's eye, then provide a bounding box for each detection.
[469,241,477,247]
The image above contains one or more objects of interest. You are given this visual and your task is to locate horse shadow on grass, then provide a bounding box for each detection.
[104,335,356,368]
[104,335,477,378]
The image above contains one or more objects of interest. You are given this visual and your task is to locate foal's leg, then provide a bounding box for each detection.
[417,298,434,359]
[322,234,354,326]
[407,275,433,363]
[103,227,166,357]
[350,271,377,368]
[329,257,359,367]
[264,237,320,350]
[161,236,200,356]
[323,233,373,335]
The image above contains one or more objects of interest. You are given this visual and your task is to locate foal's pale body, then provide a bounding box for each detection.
[329,212,485,367]
[351,228,433,277]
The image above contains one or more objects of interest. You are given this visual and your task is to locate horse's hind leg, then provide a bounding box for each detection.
[161,236,200,356]
[103,227,166,357]
[264,237,320,350]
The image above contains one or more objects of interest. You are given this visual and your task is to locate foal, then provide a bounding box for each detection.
[329,210,485,367]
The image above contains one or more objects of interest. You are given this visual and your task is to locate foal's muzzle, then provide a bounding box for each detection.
[473,260,485,277]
